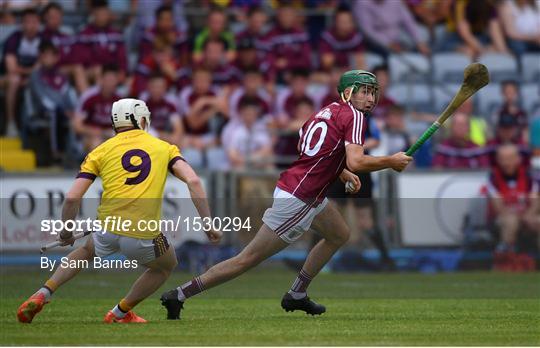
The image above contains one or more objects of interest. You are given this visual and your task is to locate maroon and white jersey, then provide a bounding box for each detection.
[143,96,179,132]
[41,28,76,65]
[264,25,312,73]
[319,29,364,68]
[77,86,120,129]
[74,25,127,72]
[277,101,367,203]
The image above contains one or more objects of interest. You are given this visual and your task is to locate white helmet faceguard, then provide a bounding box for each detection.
[111,98,151,132]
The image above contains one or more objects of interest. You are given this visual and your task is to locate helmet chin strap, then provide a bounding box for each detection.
[340,88,354,103]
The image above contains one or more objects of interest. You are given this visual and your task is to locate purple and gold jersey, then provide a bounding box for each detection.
[77,129,183,238]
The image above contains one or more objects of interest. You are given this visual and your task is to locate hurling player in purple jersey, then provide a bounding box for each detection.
[161,70,412,318]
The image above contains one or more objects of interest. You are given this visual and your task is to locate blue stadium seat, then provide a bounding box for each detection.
[389,53,431,83]
[475,83,501,117]
[478,53,518,82]
[363,52,384,70]
[521,83,540,117]
[432,52,471,83]
[521,54,540,83]
[433,83,462,112]
[387,83,433,112]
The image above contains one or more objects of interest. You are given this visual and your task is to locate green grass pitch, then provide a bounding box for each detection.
[1,267,539,346]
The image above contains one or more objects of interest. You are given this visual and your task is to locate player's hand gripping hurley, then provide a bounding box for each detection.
[405,63,490,156]
[40,231,92,254]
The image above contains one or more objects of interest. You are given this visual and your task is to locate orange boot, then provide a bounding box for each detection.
[17,293,48,323]
[103,310,147,323]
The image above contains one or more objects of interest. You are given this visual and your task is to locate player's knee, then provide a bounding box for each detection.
[167,257,178,273]
[333,227,350,246]
[235,252,259,270]
[80,245,95,260]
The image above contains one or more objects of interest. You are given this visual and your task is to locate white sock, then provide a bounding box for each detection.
[111,305,127,318]
[176,287,186,301]
[288,290,307,300]
[37,287,52,302]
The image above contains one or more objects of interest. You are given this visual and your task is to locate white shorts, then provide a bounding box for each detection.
[93,231,170,265]
[262,187,328,244]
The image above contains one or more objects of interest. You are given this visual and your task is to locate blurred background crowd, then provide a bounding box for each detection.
[1,0,539,169]
[1,0,539,271]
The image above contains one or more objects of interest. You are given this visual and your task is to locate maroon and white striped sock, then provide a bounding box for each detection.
[177,276,204,301]
[288,269,313,299]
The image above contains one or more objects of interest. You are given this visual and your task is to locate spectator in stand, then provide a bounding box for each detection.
[74,0,127,91]
[40,2,74,65]
[353,0,430,57]
[487,144,539,270]
[40,2,89,94]
[178,68,227,167]
[131,39,181,97]
[486,113,530,166]
[26,40,76,163]
[406,0,452,41]
[193,7,236,64]
[319,6,365,70]
[179,39,241,90]
[377,105,412,156]
[234,37,274,86]
[274,96,314,168]
[415,95,492,147]
[265,4,312,82]
[531,117,540,179]
[433,112,490,169]
[319,66,345,107]
[228,68,272,121]
[235,5,270,58]
[371,64,397,129]
[499,0,540,55]
[222,97,273,170]
[437,0,509,58]
[274,69,314,128]
[141,74,183,147]
[494,80,529,141]
[2,8,41,137]
[134,0,188,34]
[73,64,121,152]
[458,98,491,147]
[138,5,188,65]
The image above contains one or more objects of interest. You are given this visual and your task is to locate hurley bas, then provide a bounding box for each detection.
[40,257,138,271]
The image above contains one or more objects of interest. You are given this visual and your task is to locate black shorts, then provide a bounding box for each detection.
[327,172,374,208]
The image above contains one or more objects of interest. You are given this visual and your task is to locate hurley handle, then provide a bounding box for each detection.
[405,122,440,156]
[40,230,92,254]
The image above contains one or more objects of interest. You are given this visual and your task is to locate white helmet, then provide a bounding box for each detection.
[111,98,151,132]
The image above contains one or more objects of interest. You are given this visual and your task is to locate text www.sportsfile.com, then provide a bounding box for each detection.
[41,216,252,235]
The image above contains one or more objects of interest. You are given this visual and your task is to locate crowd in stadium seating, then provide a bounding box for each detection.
[1,0,539,174]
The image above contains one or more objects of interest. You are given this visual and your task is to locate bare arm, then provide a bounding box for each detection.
[345,144,411,173]
[171,159,222,243]
[488,18,509,52]
[185,98,217,130]
[62,178,93,221]
[59,178,94,244]
[457,18,484,54]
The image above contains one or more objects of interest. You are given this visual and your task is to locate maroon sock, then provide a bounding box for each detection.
[177,276,204,300]
[290,269,313,294]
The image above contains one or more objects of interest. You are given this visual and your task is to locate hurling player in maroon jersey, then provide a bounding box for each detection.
[161,70,412,318]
